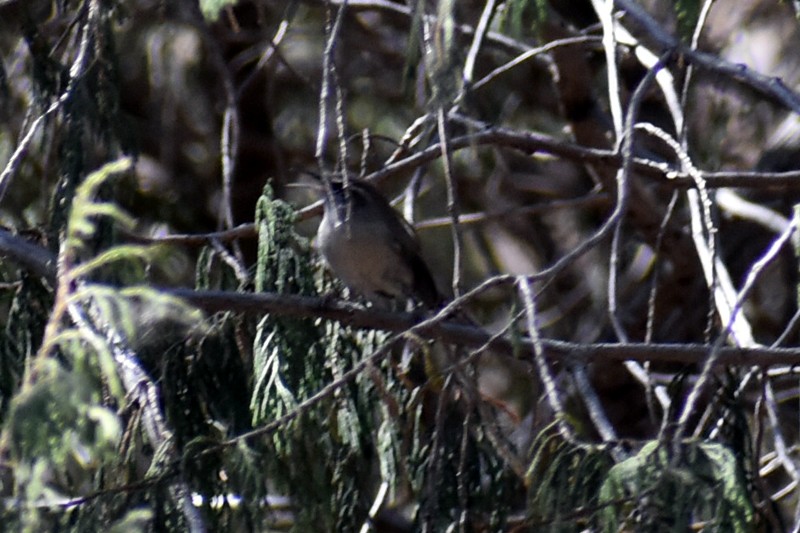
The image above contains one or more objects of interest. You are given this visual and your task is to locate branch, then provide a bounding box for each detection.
[0,229,57,281]
[163,286,800,367]
[616,0,800,113]
[4,227,800,367]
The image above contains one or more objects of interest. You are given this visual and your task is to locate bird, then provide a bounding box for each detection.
[315,177,442,309]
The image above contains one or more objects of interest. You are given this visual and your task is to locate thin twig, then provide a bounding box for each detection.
[677,212,798,436]
[517,276,575,443]
[0,0,95,203]
[590,0,624,139]
[462,0,496,85]
[616,0,800,113]
[316,0,348,171]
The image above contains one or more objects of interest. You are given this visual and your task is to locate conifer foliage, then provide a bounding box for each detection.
[2,0,800,530]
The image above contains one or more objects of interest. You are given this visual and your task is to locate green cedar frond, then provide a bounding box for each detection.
[68,245,165,280]
[599,441,755,532]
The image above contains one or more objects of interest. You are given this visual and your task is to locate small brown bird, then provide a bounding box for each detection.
[316,178,442,308]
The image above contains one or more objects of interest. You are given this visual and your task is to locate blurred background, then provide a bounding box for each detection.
[3,0,800,530]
